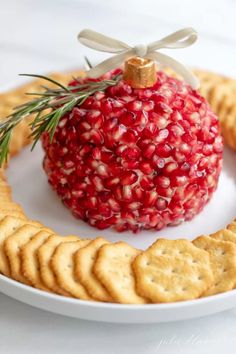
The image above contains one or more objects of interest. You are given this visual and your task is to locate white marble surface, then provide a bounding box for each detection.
[1,0,236,353]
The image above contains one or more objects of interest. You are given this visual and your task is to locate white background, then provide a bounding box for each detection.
[1,0,236,353]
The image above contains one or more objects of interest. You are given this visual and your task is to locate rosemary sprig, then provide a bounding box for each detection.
[0,73,121,166]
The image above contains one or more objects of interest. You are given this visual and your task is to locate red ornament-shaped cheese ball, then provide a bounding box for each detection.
[42,69,223,232]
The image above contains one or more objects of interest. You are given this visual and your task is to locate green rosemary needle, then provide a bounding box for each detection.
[0,73,121,166]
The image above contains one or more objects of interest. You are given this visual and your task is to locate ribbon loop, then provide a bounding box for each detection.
[147,27,197,51]
[78,27,199,89]
[78,29,130,53]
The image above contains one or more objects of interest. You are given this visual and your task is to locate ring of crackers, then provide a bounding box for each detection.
[1,69,236,304]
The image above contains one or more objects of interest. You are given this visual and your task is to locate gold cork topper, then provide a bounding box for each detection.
[123,57,157,89]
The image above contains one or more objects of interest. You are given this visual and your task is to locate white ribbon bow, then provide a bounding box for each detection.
[78,27,199,89]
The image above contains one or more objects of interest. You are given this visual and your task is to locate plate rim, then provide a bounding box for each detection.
[1,273,236,310]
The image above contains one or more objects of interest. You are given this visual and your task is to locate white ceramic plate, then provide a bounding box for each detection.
[1,80,236,323]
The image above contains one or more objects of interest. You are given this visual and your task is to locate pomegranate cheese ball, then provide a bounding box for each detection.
[42,70,223,232]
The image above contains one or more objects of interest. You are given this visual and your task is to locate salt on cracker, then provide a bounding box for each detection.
[38,235,79,296]
[0,216,40,276]
[133,239,213,303]
[51,240,92,300]
[21,230,54,291]
[94,241,147,304]
[4,223,49,284]
[74,237,113,302]
[193,236,236,296]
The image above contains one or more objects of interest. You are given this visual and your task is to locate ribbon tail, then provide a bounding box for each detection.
[86,50,134,78]
[148,52,200,89]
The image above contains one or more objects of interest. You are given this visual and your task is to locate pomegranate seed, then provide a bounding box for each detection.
[154,175,170,188]
[213,137,223,153]
[127,202,141,211]
[95,216,118,230]
[156,186,174,198]
[140,176,154,190]
[163,162,178,175]
[142,101,154,111]
[105,176,120,188]
[171,175,188,187]
[139,161,153,174]
[80,144,92,157]
[121,160,139,169]
[120,171,138,186]
[132,186,144,201]
[119,111,136,125]
[155,129,169,143]
[127,100,142,111]
[122,186,132,201]
[122,129,139,144]
[98,191,111,202]
[203,144,213,156]
[71,189,84,198]
[156,197,168,211]
[121,146,141,160]
[135,111,148,126]
[142,143,156,159]
[108,198,120,212]
[86,197,98,209]
[144,191,158,207]
[152,156,165,169]
[111,125,126,141]
[152,114,167,129]
[168,123,184,137]
[101,99,113,114]
[103,117,118,131]
[96,164,109,177]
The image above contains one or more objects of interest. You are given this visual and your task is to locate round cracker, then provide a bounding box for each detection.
[133,238,213,303]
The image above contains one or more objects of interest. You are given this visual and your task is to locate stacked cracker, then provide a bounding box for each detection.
[1,69,236,304]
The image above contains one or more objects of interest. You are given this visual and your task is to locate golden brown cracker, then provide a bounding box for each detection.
[193,236,236,296]
[133,239,213,303]
[0,193,12,203]
[227,219,236,234]
[0,183,11,193]
[51,240,92,300]
[0,202,24,212]
[4,223,50,283]
[38,234,79,296]
[210,229,236,244]
[0,210,27,220]
[74,237,112,302]
[94,241,147,304]
[0,216,41,276]
[21,230,54,291]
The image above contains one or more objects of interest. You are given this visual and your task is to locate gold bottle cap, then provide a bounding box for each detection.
[123,57,157,89]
